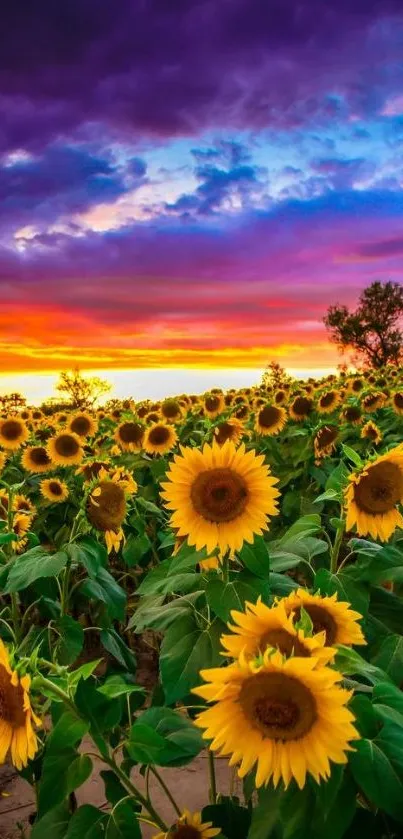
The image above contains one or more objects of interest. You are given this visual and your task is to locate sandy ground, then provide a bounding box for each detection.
[0,750,240,838]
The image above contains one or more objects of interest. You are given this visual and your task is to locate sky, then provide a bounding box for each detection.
[1,0,403,391]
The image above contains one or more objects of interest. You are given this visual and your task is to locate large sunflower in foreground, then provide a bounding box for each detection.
[154,809,220,839]
[282,589,366,646]
[221,598,335,664]
[0,640,40,769]
[255,405,287,436]
[21,445,53,474]
[0,417,29,450]
[345,445,403,541]
[193,649,358,789]
[161,440,280,554]
[47,432,84,466]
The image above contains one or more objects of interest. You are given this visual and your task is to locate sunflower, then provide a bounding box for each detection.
[110,408,122,421]
[221,598,335,664]
[0,417,29,450]
[40,479,69,503]
[348,377,364,394]
[146,411,161,424]
[361,421,382,445]
[154,810,220,839]
[160,398,183,423]
[341,405,362,425]
[392,392,403,416]
[0,450,7,472]
[274,389,287,406]
[21,445,52,474]
[12,494,36,518]
[314,425,339,459]
[282,588,366,646]
[317,390,341,414]
[144,423,178,455]
[361,392,386,412]
[255,405,287,437]
[233,404,249,421]
[289,396,314,421]
[87,476,127,554]
[214,419,245,446]
[11,513,32,552]
[203,393,225,419]
[0,490,8,519]
[31,409,43,421]
[0,640,40,769]
[345,445,403,541]
[56,412,69,425]
[224,393,235,407]
[76,459,111,483]
[20,409,31,421]
[115,421,144,452]
[193,649,358,789]
[47,432,84,466]
[161,440,280,554]
[68,412,98,438]
[137,403,150,419]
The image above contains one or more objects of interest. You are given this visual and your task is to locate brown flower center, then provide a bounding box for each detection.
[315,425,338,449]
[258,406,282,428]
[170,826,200,839]
[147,412,160,423]
[344,406,361,422]
[1,420,23,441]
[70,416,92,436]
[191,467,248,522]
[292,397,313,416]
[260,629,310,658]
[148,425,171,446]
[82,461,108,481]
[161,400,181,419]
[0,664,26,728]
[294,604,338,645]
[87,480,126,532]
[54,434,80,457]
[275,390,286,404]
[394,393,403,408]
[319,392,336,408]
[118,422,144,444]
[235,405,248,419]
[239,673,316,741]
[354,461,403,515]
[49,481,63,497]
[351,379,363,392]
[215,422,236,444]
[29,446,51,466]
[205,395,221,413]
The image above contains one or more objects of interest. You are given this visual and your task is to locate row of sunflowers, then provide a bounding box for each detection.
[0,365,403,838]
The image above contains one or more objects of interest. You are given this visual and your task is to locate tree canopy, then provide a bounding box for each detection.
[56,367,111,408]
[324,280,403,368]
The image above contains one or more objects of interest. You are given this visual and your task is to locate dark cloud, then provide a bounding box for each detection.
[358,236,403,258]
[0,1,402,151]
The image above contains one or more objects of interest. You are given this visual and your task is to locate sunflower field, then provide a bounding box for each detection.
[1,367,403,838]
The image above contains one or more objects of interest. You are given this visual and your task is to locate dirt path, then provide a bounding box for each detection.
[0,752,240,838]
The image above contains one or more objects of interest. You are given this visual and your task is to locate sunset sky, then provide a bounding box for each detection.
[1,0,403,388]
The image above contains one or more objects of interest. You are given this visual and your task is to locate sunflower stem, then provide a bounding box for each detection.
[103,756,168,831]
[10,593,22,644]
[60,558,72,617]
[208,750,218,803]
[150,765,182,817]
[330,519,345,574]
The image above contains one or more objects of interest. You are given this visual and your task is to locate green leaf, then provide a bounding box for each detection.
[335,645,392,685]
[68,536,107,576]
[325,461,350,493]
[347,543,403,585]
[137,549,203,596]
[349,735,403,822]
[312,771,357,839]
[81,567,126,620]
[372,634,403,685]
[31,804,70,839]
[55,615,84,665]
[98,675,144,699]
[278,514,321,543]
[314,567,369,617]
[369,586,403,634]
[122,533,151,567]
[38,751,93,817]
[105,799,141,839]
[160,615,225,703]
[68,659,103,687]
[280,784,317,839]
[314,488,339,503]
[4,547,69,593]
[128,706,203,767]
[46,710,89,753]
[206,577,261,622]
[342,445,362,467]
[75,678,123,755]
[136,495,164,517]
[202,797,251,839]
[128,592,204,633]
[373,681,403,717]
[100,629,137,672]
[0,532,19,545]
[248,787,281,839]
[101,770,130,807]
[295,606,313,635]
[269,573,299,596]
[239,535,269,577]
[66,805,106,839]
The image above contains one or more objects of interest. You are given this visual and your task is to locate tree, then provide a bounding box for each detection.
[261,361,292,389]
[324,281,403,369]
[56,368,111,409]
[0,392,27,412]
